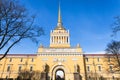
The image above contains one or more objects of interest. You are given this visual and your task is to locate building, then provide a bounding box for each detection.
[0,4,120,80]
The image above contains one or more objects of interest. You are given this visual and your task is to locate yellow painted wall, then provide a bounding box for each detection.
[0,53,120,80]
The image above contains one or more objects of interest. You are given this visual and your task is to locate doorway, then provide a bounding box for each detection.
[55,69,65,80]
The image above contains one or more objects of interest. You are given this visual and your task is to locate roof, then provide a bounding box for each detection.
[84,54,120,56]
[0,54,118,57]
[55,25,66,30]
[0,54,37,57]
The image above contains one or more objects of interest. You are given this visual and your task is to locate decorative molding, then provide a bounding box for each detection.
[42,58,48,61]
[37,52,83,56]
[53,58,66,62]
[42,48,80,52]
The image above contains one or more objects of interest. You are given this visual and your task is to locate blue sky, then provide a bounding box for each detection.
[1,0,120,54]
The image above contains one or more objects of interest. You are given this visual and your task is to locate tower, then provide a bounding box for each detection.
[50,4,70,48]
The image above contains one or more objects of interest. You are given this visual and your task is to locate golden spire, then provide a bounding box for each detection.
[55,1,65,30]
[58,2,62,24]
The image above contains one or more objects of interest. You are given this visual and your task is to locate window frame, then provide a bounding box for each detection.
[20,58,23,62]
[109,65,113,71]
[7,65,10,72]
[87,66,90,72]
[9,58,12,62]
[97,57,100,62]
[30,66,33,71]
[86,58,89,62]
[18,66,22,72]
[98,65,102,71]
[31,58,34,62]
[108,57,110,62]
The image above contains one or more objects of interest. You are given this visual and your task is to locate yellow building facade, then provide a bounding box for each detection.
[0,4,120,80]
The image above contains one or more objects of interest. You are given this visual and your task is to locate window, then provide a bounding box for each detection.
[86,58,88,62]
[108,57,110,62]
[87,66,90,71]
[98,65,102,71]
[97,58,100,62]
[109,65,113,71]
[20,58,23,62]
[31,58,34,62]
[9,58,12,62]
[18,66,22,71]
[59,31,61,33]
[30,66,33,71]
[7,65,10,72]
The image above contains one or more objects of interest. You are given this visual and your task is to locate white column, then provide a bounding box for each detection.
[65,36,66,43]
[57,36,58,44]
[68,30,69,34]
[50,36,52,44]
[60,36,62,43]
[63,36,64,43]
[53,36,54,44]
[58,36,60,43]
[54,36,55,44]
[68,30,70,44]
[62,36,63,43]
[68,36,70,44]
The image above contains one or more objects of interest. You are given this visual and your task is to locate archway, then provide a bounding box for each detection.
[55,69,65,80]
[51,65,69,80]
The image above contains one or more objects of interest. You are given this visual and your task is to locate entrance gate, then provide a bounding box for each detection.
[55,69,65,80]
[51,65,67,80]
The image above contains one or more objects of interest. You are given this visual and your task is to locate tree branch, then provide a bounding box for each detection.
[0,37,22,60]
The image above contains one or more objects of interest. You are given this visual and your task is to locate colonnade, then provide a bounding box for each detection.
[50,36,70,44]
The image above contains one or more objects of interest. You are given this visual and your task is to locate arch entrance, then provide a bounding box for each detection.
[51,65,68,80]
[55,69,65,80]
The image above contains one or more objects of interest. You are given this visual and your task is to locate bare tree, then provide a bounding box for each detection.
[105,40,120,72]
[17,70,41,80]
[86,71,103,80]
[0,0,44,60]
[112,16,120,36]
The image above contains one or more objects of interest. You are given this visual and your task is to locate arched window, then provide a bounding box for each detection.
[30,66,33,71]
[18,66,22,71]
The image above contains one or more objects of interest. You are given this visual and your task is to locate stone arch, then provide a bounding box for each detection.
[50,63,71,80]
[50,63,71,73]
[55,69,65,80]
